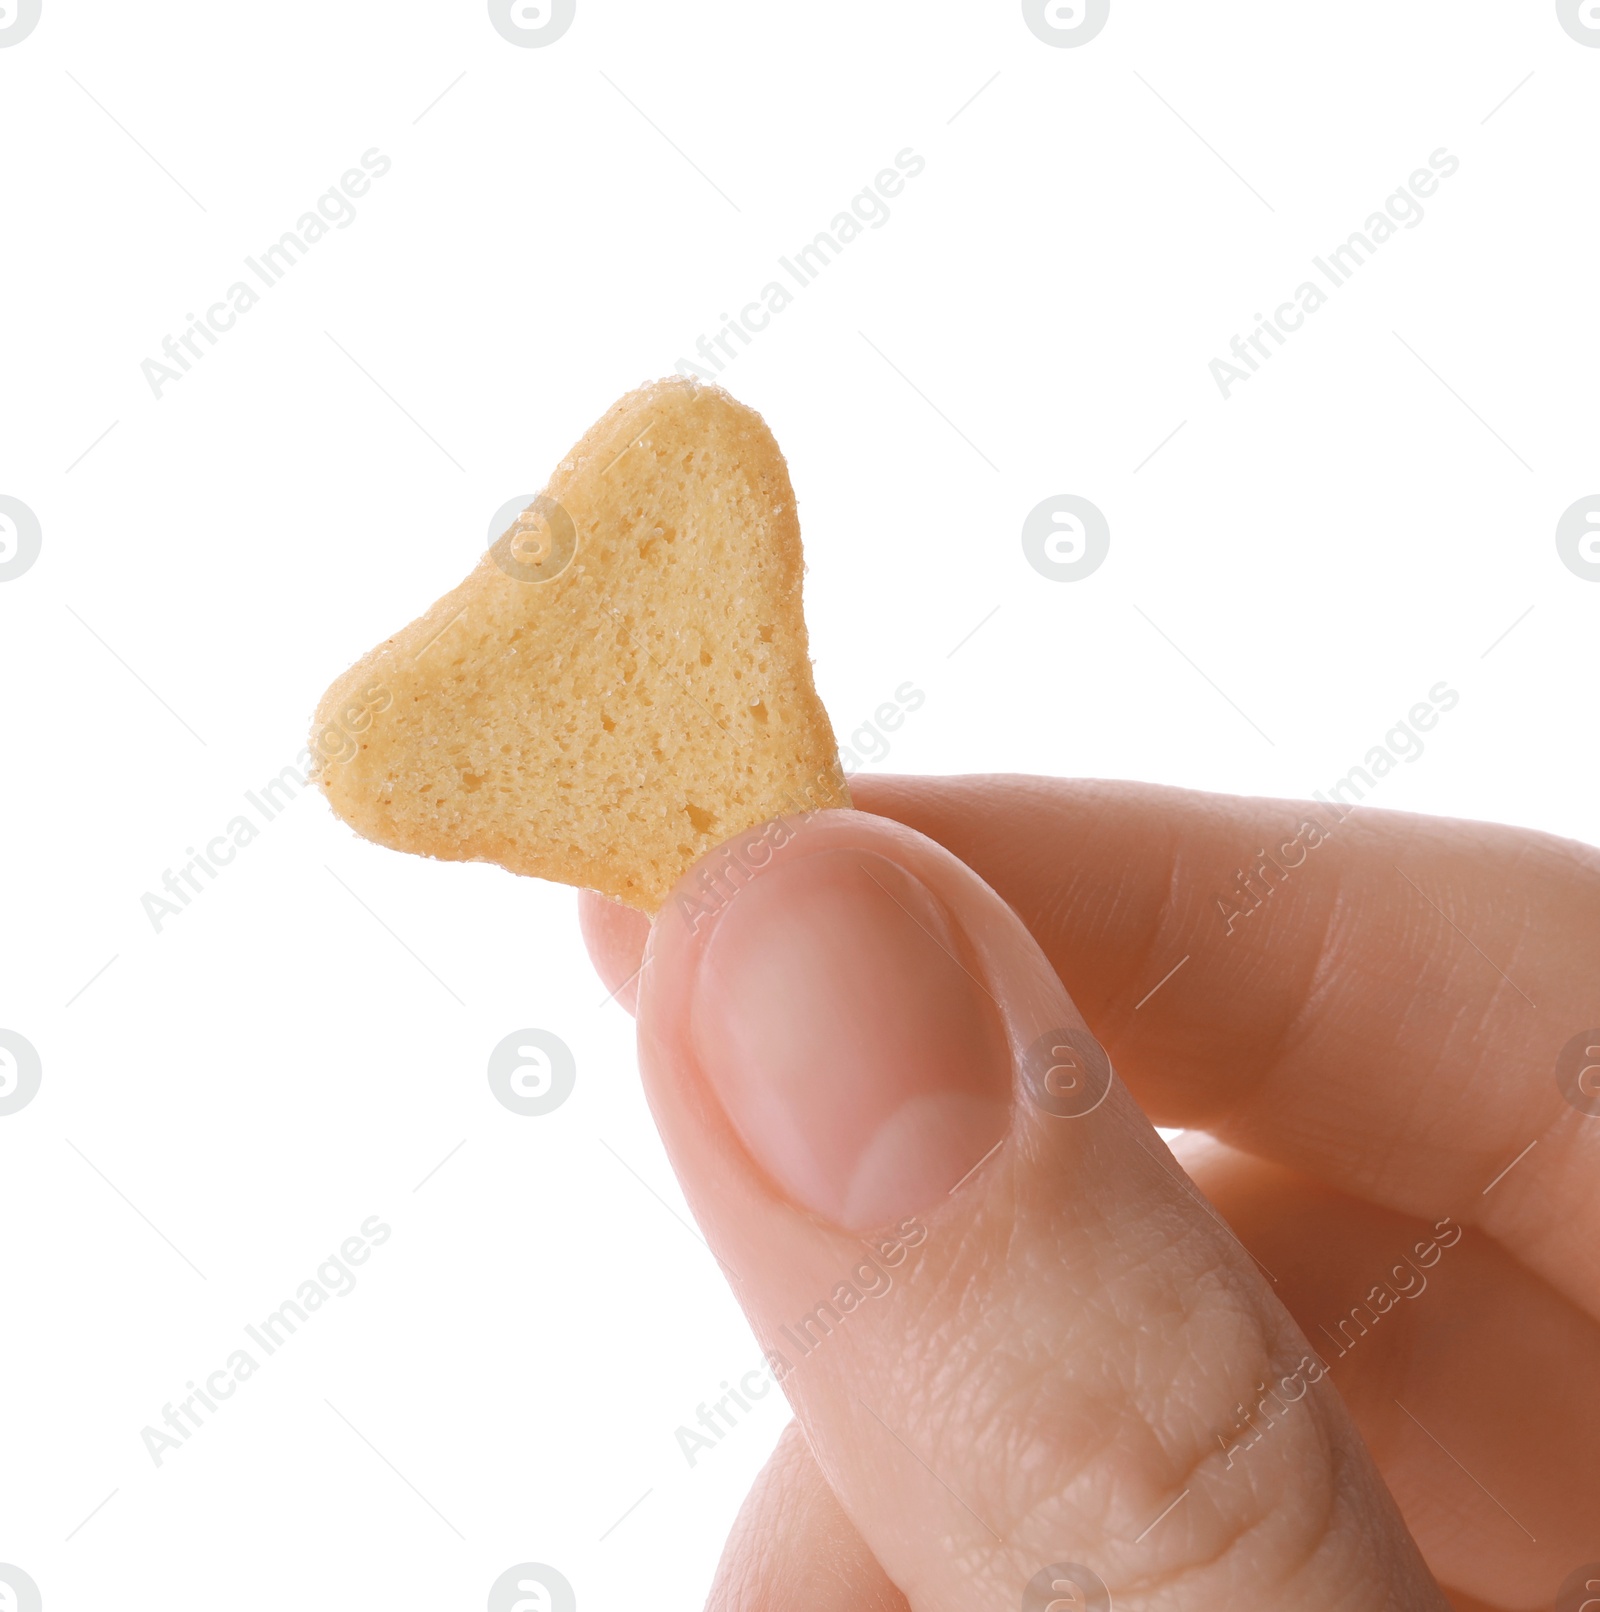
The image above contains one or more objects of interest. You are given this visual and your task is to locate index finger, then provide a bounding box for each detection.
[848,774,1600,1318]
[582,776,1599,1312]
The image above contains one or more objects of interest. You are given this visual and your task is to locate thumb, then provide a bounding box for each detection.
[637,811,1449,1612]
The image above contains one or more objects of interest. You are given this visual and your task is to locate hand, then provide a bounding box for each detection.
[581,776,1600,1611]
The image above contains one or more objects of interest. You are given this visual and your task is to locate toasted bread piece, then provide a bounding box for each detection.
[311,377,850,911]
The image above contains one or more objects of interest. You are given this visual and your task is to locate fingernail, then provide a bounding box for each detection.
[688,846,1013,1230]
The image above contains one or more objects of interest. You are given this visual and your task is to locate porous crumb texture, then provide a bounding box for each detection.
[312,376,851,912]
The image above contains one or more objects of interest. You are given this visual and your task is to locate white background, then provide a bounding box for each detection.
[1,2,1597,1607]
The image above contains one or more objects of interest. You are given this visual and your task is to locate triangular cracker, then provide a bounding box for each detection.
[311,377,850,911]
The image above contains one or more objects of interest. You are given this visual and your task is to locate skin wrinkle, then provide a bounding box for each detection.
[1166,812,1210,931]
[1109,806,1335,1136]
[897,1129,1092,1334]
[1483,1106,1600,1307]
[1138,1240,1281,1438]
[1205,1283,1501,1612]
[1213,835,1377,1164]
[1199,813,1583,1231]
[1378,881,1559,1200]
[1024,1192,1263,1502]
[1355,903,1522,1190]
[1151,813,1191,1004]
[953,1225,1140,1528]
[1135,1132,1292,1313]
[1130,1287,1299,1493]
[1277,1432,1383,1612]
[1022,1315,1352,1605]
[854,1238,1125,1554]
[779,1212,1566,1599]
[889,1179,1463,1592]
[879,1195,1328,1592]
[1430,930,1537,1048]
[1095,1141,1266,1337]
[1004,784,1154,1022]
[962,1376,1129,1564]
[1116,1411,1336,1606]
[1301,915,1450,1192]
